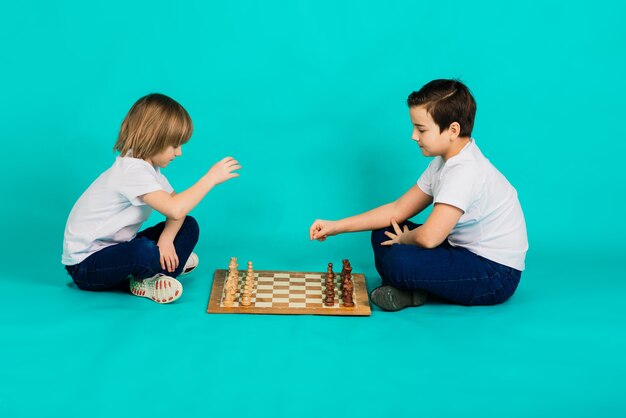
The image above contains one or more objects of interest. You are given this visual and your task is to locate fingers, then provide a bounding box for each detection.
[310,221,322,240]
[391,218,402,235]
[314,227,327,241]
[384,230,397,239]
[160,253,179,273]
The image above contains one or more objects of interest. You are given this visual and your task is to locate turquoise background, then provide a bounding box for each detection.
[1,1,625,417]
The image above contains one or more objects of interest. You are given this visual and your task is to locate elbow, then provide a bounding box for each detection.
[168,206,187,221]
[416,235,444,249]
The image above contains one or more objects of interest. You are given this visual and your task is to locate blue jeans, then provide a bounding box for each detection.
[371,220,521,306]
[65,216,200,291]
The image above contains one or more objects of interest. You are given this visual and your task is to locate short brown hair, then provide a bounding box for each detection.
[114,93,193,159]
[407,79,476,137]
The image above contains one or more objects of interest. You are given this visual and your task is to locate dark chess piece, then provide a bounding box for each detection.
[342,280,354,307]
[324,289,335,306]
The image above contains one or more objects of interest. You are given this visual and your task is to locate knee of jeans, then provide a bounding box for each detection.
[131,238,160,262]
[371,228,388,247]
[184,216,200,239]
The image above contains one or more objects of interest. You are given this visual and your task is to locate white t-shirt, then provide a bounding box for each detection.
[62,155,174,265]
[417,139,528,271]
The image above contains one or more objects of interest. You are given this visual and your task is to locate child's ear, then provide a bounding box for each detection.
[449,122,461,140]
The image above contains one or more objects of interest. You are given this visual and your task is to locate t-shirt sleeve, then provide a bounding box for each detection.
[157,171,174,194]
[416,161,436,196]
[434,164,481,213]
[119,164,167,206]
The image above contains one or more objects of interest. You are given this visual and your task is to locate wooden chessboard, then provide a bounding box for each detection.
[207,269,371,316]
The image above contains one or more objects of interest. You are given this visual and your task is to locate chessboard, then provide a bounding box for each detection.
[207,264,371,316]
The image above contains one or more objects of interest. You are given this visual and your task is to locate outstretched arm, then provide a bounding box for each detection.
[310,184,433,241]
[142,157,241,220]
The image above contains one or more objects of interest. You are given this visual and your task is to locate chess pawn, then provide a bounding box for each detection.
[240,280,252,306]
[325,282,335,305]
[223,282,237,306]
[342,281,354,307]
[228,268,238,289]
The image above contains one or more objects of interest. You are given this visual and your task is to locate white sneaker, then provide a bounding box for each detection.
[130,274,183,304]
[180,252,199,276]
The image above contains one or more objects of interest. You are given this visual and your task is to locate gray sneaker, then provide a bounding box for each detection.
[369,286,428,311]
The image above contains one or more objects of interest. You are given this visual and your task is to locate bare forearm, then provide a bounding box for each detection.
[169,175,215,219]
[159,217,185,242]
[400,226,436,248]
[336,203,398,233]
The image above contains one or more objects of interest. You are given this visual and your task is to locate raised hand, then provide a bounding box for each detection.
[207,157,241,186]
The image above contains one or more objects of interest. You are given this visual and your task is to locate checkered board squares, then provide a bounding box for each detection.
[207,270,371,316]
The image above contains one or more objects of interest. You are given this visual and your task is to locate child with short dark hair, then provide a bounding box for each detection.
[63,93,241,304]
[310,79,527,311]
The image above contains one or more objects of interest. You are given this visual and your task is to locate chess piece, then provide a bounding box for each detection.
[324,277,335,306]
[244,261,255,297]
[229,257,238,273]
[223,273,237,306]
[240,280,252,306]
[342,279,354,307]
[246,262,254,284]
[324,289,334,306]
[240,262,254,307]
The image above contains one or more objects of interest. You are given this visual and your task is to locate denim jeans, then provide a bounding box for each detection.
[65,216,200,291]
[371,220,521,306]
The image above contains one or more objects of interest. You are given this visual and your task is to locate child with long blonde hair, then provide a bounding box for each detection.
[62,93,241,304]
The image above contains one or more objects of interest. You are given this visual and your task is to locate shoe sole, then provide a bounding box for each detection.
[131,276,183,304]
[369,286,427,311]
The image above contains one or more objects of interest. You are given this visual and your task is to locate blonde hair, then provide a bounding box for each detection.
[114,93,193,159]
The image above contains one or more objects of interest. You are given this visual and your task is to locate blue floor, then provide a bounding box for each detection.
[2,248,625,418]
